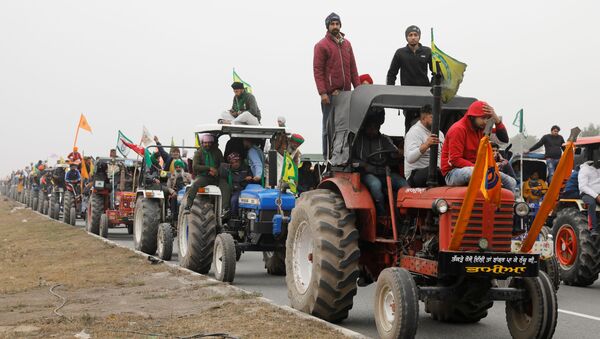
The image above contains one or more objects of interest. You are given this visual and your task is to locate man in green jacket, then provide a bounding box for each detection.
[184,134,224,212]
[219,82,261,125]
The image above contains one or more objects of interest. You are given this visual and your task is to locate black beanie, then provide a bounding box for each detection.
[325,12,341,28]
[231,82,244,90]
[405,25,421,38]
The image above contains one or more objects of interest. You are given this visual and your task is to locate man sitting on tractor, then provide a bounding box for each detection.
[65,163,81,185]
[441,100,517,192]
[353,110,407,215]
[219,82,261,125]
[578,148,600,236]
[219,152,251,217]
[243,138,265,185]
[184,134,224,212]
[523,171,548,203]
[167,159,192,222]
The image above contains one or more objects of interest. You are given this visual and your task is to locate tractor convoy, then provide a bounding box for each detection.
[4,86,598,339]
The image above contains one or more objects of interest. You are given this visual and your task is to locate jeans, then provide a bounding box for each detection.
[321,96,332,159]
[445,167,517,193]
[582,194,598,232]
[169,195,179,223]
[362,172,407,215]
[546,158,559,184]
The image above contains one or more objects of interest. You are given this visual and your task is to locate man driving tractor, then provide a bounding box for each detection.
[184,134,224,212]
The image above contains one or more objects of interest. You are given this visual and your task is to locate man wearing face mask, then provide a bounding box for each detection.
[167,159,192,223]
[578,147,600,236]
[441,100,517,192]
[313,12,361,158]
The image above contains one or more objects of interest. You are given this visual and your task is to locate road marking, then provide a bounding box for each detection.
[559,309,600,321]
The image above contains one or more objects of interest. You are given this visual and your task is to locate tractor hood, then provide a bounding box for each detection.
[238,184,295,210]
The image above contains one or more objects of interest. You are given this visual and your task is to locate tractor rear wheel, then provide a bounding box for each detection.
[426,279,493,323]
[552,208,600,286]
[99,213,109,238]
[506,271,558,339]
[157,223,173,261]
[374,267,419,339]
[285,189,359,323]
[178,196,216,274]
[42,200,49,215]
[69,207,76,226]
[62,191,73,224]
[32,198,38,213]
[87,193,103,234]
[133,198,160,255]
[263,250,286,276]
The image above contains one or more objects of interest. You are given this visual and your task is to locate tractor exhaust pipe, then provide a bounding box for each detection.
[427,66,443,188]
[268,150,278,188]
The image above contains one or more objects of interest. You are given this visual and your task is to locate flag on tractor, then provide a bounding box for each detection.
[233,68,253,93]
[116,131,133,157]
[141,126,154,147]
[195,133,201,148]
[81,157,89,179]
[512,109,527,136]
[281,151,299,194]
[78,114,92,132]
[479,139,502,205]
[431,29,467,103]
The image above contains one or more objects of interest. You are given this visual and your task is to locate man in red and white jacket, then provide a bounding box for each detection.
[440,100,517,192]
[313,12,360,158]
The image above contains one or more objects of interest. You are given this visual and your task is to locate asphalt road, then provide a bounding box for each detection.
[75,220,600,339]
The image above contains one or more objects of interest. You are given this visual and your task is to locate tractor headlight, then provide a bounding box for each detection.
[514,202,530,217]
[478,237,489,251]
[247,212,257,220]
[432,199,449,214]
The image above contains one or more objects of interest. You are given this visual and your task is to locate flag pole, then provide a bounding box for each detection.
[73,115,82,149]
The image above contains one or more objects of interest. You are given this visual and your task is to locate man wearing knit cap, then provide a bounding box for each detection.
[440,101,517,192]
[277,116,286,127]
[314,12,360,158]
[386,25,433,132]
[219,82,261,125]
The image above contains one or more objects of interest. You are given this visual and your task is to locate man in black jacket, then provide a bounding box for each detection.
[386,25,432,132]
[527,125,565,184]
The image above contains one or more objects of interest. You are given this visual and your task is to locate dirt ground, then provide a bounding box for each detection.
[0,198,350,339]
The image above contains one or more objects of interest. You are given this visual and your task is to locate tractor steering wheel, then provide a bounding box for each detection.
[367,149,398,162]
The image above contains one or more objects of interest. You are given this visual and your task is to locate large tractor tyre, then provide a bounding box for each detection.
[62,191,74,224]
[69,207,76,226]
[263,250,286,276]
[32,198,39,213]
[374,267,419,339]
[51,202,60,220]
[42,200,49,215]
[213,233,237,282]
[236,247,243,262]
[178,197,217,274]
[552,208,600,286]
[506,271,558,339]
[87,194,104,234]
[99,213,109,238]
[426,279,493,323]
[133,198,161,255]
[285,189,360,323]
[157,223,173,261]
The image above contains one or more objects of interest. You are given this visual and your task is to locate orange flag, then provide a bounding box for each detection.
[78,114,92,133]
[449,135,490,250]
[81,158,89,179]
[520,138,576,253]
[480,141,502,205]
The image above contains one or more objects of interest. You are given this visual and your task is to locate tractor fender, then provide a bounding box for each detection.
[318,175,377,242]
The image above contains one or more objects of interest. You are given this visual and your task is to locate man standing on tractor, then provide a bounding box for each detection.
[441,100,517,192]
[353,111,406,215]
[404,104,445,187]
[154,136,186,173]
[313,12,360,158]
[386,25,432,132]
[578,148,600,236]
[184,134,224,212]
[167,159,192,222]
[219,82,261,125]
[218,152,251,217]
[527,125,565,184]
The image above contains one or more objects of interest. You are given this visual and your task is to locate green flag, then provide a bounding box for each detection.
[233,68,253,93]
[431,29,467,103]
[512,109,527,136]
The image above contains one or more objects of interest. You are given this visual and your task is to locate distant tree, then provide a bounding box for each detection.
[580,123,600,137]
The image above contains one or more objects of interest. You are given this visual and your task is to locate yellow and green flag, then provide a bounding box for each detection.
[281,151,298,194]
[233,68,253,93]
[431,29,467,103]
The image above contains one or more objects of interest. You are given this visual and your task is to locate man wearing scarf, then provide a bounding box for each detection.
[219,82,261,125]
[184,134,224,212]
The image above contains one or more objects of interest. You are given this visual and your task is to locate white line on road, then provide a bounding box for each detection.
[559,309,600,322]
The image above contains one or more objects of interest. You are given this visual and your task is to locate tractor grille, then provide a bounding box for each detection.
[449,201,513,252]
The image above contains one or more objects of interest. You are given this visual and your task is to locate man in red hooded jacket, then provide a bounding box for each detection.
[314,12,360,158]
[441,100,517,192]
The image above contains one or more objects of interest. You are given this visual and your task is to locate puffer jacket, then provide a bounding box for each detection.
[313,32,360,95]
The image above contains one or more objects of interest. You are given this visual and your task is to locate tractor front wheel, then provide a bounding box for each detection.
[263,250,286,276]
[157,223,173,261]
[133,198,160,255]
[374,267,419,339]
[213,233,236,282]
[99,213,109,238]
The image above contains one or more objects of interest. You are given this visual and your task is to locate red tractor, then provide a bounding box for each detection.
[86,157,140,238]
[285,84,558,339]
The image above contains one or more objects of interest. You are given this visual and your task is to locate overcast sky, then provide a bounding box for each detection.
[1,0,598,175]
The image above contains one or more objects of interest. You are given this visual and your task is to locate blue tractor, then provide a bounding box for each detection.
[177,124,296,282]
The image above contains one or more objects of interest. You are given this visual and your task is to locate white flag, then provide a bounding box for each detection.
[141,126,154,147]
